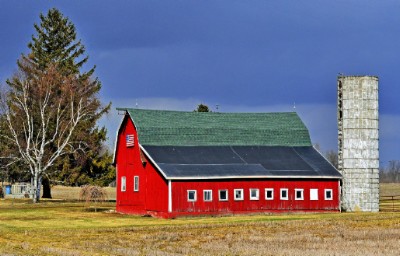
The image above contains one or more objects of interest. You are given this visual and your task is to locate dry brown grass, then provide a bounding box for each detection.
[50,185,116,201]
[0,203,399,256]
[380,183,400,197]
[0,184,398,255]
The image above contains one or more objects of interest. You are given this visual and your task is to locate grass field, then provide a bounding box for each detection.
[0,184,399,255]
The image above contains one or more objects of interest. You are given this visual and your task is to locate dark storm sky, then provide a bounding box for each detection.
[1,1,399,166]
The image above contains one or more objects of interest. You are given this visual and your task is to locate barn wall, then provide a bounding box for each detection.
[115,115,168,214]
[144,160,169,212]
[171,179,340,216]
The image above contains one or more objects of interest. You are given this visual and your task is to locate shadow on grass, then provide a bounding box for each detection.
[82,206,114,213]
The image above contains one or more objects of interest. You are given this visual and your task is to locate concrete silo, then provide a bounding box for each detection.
[338,76,379,212]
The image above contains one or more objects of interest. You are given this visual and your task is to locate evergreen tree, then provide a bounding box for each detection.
[26,8,90,77]
[5,8,112,199]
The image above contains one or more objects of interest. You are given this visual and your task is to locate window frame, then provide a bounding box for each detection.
[325,189,333,200]
[187,190,197,202]
[265,188,274,200]
[310,189,318,201]
[134,176,139,192]
[234,189,244,201]
[219,189,229,201]
[295,189,304,200]
[280,188,288,200]
[121,176,126,192]
[203,190,213,202]
[249,188,260,200]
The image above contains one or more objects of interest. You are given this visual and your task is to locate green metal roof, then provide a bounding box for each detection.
[119,108,312,147]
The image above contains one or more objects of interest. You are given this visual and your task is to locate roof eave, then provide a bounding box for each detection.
[167,175,342,180]
[113,110,141,165]
[140,144,169,180]
[112,111,129,165]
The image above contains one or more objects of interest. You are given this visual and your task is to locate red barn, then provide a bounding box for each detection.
[113,108,341,218]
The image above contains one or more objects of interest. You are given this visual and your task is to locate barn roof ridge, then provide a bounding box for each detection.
[118,108,312,147]
[117,107,297,114]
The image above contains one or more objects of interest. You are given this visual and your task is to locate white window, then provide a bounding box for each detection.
[219,190,228,201]
[295,189,304,200]
[187,190,197,202]
[134,176,139,192]
[234,189,244,201]
[325,189,333,200]
[310,189,318,200]
[204,190,212,202]
[250,188,259,200]
[280,188,288,200]
[265,188,274,200]
[121,176,126,192]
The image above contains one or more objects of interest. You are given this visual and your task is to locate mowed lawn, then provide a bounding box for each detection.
[0,184,399,255]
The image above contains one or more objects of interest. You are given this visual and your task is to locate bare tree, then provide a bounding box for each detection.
[0,61,102,202]
[388,160,400,183]
[325,150,338,169]
[380,160,400,183]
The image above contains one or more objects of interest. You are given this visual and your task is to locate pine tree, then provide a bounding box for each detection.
[5,8,111,199]
[26,8,90,77]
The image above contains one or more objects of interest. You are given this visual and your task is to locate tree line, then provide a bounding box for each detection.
[316,145,400,183]
[0,8,114,202]
[380,160,400,183]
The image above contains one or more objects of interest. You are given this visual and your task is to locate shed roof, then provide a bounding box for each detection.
[119,108,312,147]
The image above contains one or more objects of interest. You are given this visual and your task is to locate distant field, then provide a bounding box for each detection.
[0,183,398,255]
[380,183,400,197]
[49,183,400,201]
[50,185,116,201]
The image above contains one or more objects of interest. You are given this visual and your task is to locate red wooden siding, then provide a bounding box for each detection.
[115,115,168,215]
[170,179,340,216]
[144,160,169,213]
